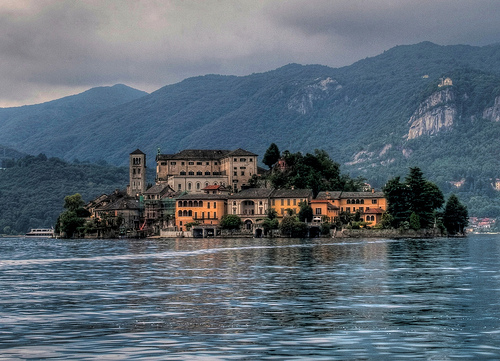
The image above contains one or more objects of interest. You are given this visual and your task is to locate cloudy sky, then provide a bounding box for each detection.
[1,0,499,107]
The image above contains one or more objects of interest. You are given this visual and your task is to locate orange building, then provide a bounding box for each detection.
[270,189,313,218]
[175,193,228,231]
[314,191,387,226]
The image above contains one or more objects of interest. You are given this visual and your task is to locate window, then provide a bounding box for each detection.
[188,183,192,190]
[287,199,290,206]
[207,212,210,219]
[293,199,296,206]
[214,212,217,219]
[205,171,210,175]
[197,162,202,165]
[181,162,185,165]
[178,184,182,190]
[272,199,275,206]
[372,199,377,204]
[206,162,209,165]
[281,199,284,206]
[178,201,182,207]
[347,199,351,204]
[137,169,140,174]
[207,202,210,209]
[171,162,176,165]
[214,162,218,165]
[180,171,186,175]
[241,171,245,176]
[188,171,194,175]
[240,166,246,169]
[213,202,216,209]
[196,182,201,190]
[161,162,167,166]
[196,171,202,175]
[234,158,237,162]
[346,207,350,213]
[316,208,322,215]
[234,167,237,170]
[359,207,363,212]
[188,210,192,216]
[234,172,237,176]
[249,158,253,162]
[240,158,246,162]
[189,162,194,165]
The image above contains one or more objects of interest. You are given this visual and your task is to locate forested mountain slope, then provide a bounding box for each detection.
[1,42,500,217]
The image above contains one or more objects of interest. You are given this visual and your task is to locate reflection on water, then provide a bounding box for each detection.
[1,235,499,360]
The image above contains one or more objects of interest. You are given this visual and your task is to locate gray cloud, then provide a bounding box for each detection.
[1,0,499,106]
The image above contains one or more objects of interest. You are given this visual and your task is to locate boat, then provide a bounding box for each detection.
[25,228,55,238]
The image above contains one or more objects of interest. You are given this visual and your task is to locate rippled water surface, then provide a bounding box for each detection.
[1,235,500,360]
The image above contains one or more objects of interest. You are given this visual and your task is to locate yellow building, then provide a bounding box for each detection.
[175,193,228,231]
[270,189,313,218]
[314,191,387,226]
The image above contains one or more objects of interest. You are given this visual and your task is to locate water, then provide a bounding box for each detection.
[1,235,500,360]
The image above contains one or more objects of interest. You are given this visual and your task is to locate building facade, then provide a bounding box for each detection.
[156,148,258,192]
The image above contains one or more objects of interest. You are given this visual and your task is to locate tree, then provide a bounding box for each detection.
[298,201,313,222]
[279,216,307,237]
[262,143,280,169]
[64,193,85,212]
[384,168,444,229]
[262,217,279,237]
[409,212,421,230]
[443,194,469,235]
[220,214,242,230]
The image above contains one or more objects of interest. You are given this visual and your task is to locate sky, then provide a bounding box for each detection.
[1,0,499,107]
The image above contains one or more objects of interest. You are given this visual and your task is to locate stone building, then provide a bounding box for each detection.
[155,148,258,192]
[127,149,146,197]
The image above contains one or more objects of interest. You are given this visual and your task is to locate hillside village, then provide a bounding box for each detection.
[82,148,388,238]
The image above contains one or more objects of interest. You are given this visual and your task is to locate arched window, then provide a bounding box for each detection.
[199,201,203,207]
[178,201,182,207]
[178,210,182,217]
[356,199,360,204]
[194,201,199,207]
[214,182,218,185]
[205,182,209,187]
[183,210,188,216]
[361,199,364,204]
[188,182,192,190]
[347,199,351,204]
[183,201,188,207]
[196,182,201,190]
[188,210,192,216]
[188,200,193,207]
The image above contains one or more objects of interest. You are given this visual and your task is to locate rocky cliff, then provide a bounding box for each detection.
[483,96,500,122]
[407,88,456,139]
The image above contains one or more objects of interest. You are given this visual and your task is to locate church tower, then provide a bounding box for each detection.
[128,149,146,197]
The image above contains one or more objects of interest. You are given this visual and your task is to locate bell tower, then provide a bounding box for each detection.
[128,149,146,197]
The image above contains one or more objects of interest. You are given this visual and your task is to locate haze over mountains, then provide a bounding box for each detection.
[2,41,500,217]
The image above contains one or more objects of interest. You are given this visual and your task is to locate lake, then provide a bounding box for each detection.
[1,234,500,360]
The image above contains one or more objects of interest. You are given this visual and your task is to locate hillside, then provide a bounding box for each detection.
[1,42,500,217]
[0,84,148,158]
[0,155,130,234]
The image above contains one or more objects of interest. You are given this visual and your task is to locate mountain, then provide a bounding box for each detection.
[0,84,148,157]
[1,42,500,217]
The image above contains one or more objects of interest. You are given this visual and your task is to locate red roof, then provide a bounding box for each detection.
[364,207,385,214]
[203,185,222,190]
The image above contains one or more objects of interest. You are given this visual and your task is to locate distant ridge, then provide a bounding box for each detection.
[1,42,500,216]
